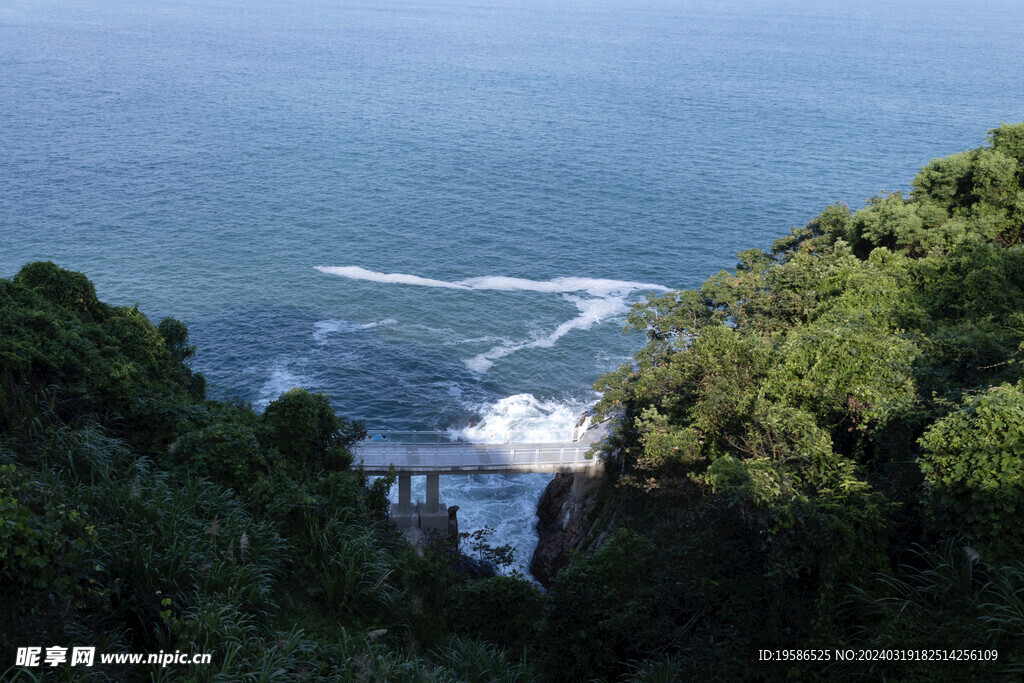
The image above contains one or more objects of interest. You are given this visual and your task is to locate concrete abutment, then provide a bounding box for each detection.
[391,474,448,531]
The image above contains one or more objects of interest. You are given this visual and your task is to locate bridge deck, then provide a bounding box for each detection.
[354,424,607,475]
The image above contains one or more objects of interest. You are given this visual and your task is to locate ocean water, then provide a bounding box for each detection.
[3,0,1023,573]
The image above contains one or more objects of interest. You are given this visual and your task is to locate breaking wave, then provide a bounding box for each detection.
[446,392,590,443]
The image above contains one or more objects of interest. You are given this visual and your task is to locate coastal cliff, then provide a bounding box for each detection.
[530,465,606,586]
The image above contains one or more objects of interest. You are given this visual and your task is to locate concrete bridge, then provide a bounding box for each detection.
[354,418,607,531]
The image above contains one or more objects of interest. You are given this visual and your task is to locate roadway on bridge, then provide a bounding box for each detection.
[354,421,608,475]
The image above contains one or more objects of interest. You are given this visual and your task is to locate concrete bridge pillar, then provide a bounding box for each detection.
[398,475,412,510]
[390,474,447,532]
[420,474,447,531]
[391,475,417,529]
[426,475,439,510]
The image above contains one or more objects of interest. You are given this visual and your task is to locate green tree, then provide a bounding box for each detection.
[919,381,1024,562]
[260,388,365,472]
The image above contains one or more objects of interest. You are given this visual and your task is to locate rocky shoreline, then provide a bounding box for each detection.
[529,464,606,586]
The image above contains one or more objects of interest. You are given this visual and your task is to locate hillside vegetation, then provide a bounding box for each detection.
[572,122,1024,679]
[0,264,541,681]
[3,123,1024,681]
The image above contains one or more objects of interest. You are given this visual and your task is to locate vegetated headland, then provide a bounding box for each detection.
[3,123,1024,681]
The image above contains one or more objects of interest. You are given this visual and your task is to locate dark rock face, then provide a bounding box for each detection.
[530,468,604,587]
[447,505,459,540]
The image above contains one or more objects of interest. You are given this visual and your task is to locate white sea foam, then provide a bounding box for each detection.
[316,265,668,296]
[316,265,668,372]
[530,294,628,348]
[385,392,595,575]
[313,318,395,343]
[435,381,463,399]
[465,294,631,372]
[315,266,470,290]
[447,393,588,443]
[255,361,307,409]
[388,472,551,576]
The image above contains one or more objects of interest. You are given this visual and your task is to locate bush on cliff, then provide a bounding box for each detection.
[0,262,532,680]
[563,123,1024,679]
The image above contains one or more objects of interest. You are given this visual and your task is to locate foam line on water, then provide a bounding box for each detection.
[318,265,668,372]
[466,294,631,372]
[316,265,669,296]
[313,318,395,343]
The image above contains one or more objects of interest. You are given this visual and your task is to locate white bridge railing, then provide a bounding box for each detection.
[362,430,493,445]
[354,416,604,474]
[354,443,597,474]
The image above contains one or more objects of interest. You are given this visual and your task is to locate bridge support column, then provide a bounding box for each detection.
[426,475,439,509]
[399,475,412,510]
[391,475,416,530]
[420,474,448,532]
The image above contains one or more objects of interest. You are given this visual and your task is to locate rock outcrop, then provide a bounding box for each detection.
[447,504,460,540]
[530,464,605,587]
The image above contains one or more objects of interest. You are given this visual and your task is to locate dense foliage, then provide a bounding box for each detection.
[3,123,1024,681]
[567,123,1024,679]
[0,262,541,681]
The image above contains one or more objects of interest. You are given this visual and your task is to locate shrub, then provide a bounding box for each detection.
[445,576,543,648]
[919,381,1024,562]
[261,388,364,472]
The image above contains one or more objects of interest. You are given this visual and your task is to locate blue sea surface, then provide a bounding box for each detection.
[3,0,1023,571]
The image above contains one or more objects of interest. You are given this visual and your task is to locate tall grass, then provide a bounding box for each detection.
[835,541,1024,678]
[2,421,295,679]
[2,406,527,681]
[429,635,536,683]
[620,656,688,683]
[295,511,400,622]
